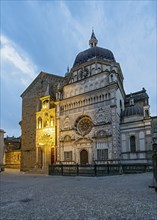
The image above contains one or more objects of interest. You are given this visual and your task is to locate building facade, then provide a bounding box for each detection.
[20,31,154,172]
[4,136,21,169]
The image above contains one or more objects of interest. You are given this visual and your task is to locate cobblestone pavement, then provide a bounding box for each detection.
[0,169,157,220]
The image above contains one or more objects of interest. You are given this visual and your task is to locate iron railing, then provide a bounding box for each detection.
[49,162,152,176]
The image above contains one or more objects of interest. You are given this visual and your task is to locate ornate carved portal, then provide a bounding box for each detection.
[74,138,92,164]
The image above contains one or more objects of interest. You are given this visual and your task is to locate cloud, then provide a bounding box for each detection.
[0,35,38,136]
[59,1,106,50]
[1,35,37,86]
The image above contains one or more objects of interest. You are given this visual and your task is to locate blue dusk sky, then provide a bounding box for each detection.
[0,0,156,137]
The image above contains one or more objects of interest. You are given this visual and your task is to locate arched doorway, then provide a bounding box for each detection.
[80,150,88,165]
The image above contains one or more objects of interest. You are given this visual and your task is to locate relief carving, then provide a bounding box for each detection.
[63,116,71,130]
[95,129,112,138]
[38,133,54,146]
[94,107,111,125]
[78,68,90,80]
[64,135,71,142]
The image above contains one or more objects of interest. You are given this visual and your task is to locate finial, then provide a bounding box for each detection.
[65,66,70,77]
[142,87,146,92]
[89,28,98,48]
[67,66,69,73]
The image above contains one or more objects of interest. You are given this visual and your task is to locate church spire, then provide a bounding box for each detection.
[89,29,98,48]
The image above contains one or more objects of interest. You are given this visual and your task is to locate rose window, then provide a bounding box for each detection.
[76,116,93,136]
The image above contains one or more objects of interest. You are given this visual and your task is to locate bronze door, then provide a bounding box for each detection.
[80,150,88,165]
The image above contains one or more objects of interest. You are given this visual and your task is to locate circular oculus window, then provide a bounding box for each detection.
[77,116,93,136]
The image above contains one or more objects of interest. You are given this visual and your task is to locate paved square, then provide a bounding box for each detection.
[0,170,157,220]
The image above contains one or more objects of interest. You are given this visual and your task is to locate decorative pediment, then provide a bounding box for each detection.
[64,135,71,142]
[94,107,111,125]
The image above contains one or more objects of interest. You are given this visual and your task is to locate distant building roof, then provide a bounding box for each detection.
[4,136,21,142]
[121,105,144,117]
[125,88,148,104]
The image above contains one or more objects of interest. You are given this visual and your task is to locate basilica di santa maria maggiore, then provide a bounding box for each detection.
[20,31,156,172]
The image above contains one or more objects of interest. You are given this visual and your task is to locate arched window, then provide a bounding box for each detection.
[91,67,95,75]
[50,116,54,126]
[97,67,101,73]
[44,113,49,127]
[43,100,49,109]
[110,74,113,82]
[99,95,102,101]
[38,117,42,129]
[144,109,149,117]
[130,136,136,152]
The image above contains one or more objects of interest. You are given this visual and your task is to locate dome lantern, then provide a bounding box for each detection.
[89,29,98,48]
[73,31,116,67]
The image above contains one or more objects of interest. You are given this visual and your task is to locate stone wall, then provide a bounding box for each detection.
[21,72,63,171]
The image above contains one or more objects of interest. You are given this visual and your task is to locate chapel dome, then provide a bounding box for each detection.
[73,30,115,68]
[121,105,144,117]
[73,46,115,67]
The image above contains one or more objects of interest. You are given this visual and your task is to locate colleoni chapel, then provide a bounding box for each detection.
[20,31,153,172]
